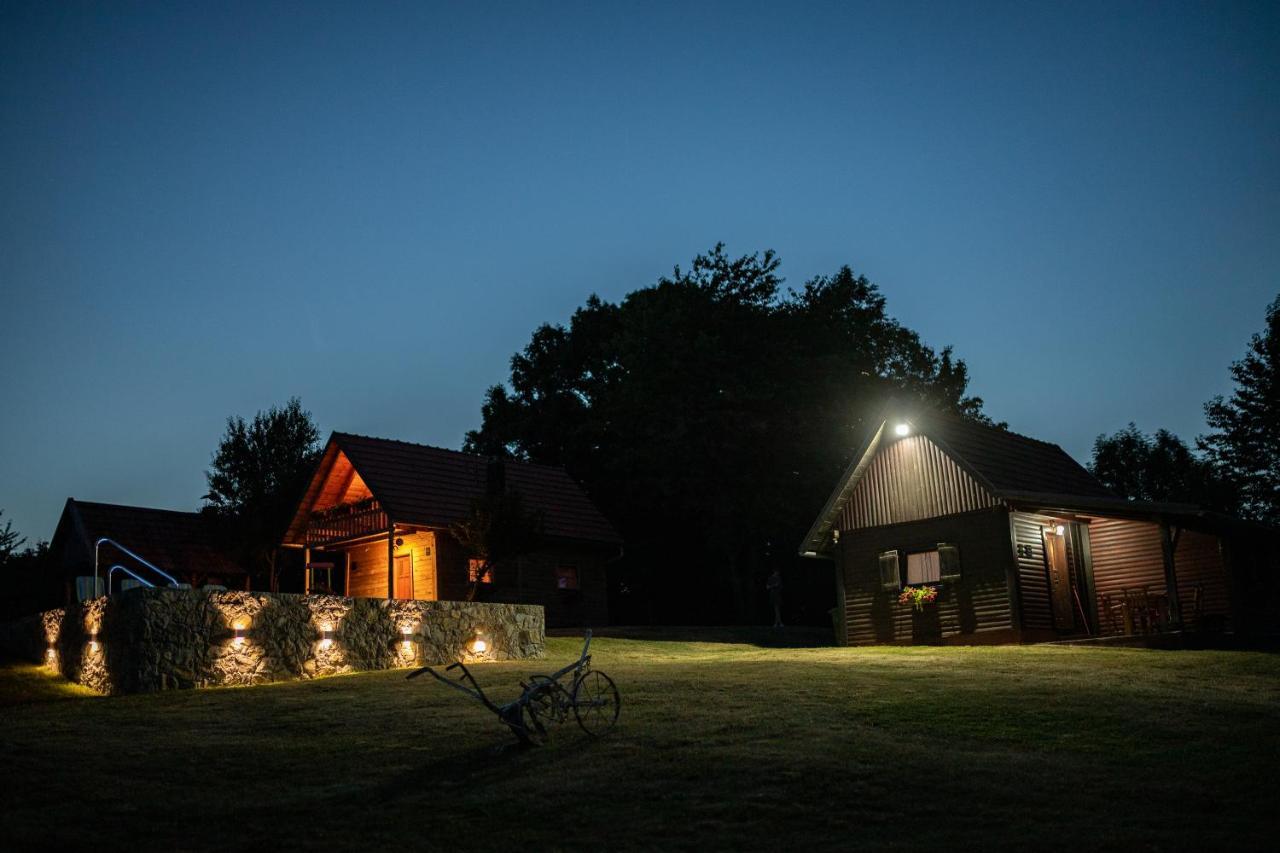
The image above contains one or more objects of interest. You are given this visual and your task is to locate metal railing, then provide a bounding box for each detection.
[106,563,155,593]
[94,537,180,595]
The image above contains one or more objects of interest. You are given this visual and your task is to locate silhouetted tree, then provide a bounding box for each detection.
[450,481,543,602]
[0,509,24,565]
[0,539,54,620]
[1090,423,1234,511]
[204,398,322,591]
[1200,295,1280,526]
[464,245,989,623]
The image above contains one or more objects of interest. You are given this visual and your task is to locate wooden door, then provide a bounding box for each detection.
[1043,529,1073,630]
[393,554,413,600]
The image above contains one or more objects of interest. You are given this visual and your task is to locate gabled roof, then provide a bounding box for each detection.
[285,432,621,546]
[52,498,244,578]
[799,411,1114,556]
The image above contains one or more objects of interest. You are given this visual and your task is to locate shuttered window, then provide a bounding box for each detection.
[938,543,961,582]
[878,550,901,591]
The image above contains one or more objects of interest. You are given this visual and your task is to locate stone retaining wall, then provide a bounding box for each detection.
[0,588,544,695]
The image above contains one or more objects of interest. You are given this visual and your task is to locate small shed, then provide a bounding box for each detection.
[800,412,1278,644]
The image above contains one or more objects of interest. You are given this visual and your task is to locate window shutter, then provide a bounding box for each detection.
[878,550,901,591]
[938,543,961,582]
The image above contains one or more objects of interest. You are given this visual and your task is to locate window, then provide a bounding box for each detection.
[555,565,580,590]
[906,551,941,585]
[468,559,493,584]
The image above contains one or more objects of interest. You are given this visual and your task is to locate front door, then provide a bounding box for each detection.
[393,554,413,600]
[1043,528,1074,630]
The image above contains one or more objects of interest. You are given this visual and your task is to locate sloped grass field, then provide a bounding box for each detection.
[2,634,1278,851]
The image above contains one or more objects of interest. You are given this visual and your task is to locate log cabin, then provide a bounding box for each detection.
[800,412,1278,645]
[282,432,621,628]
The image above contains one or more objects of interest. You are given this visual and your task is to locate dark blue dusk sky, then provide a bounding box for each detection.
[2,1,1278,542]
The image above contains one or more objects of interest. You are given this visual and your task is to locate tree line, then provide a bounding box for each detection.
[1090,295,1280,526]
[2,247,1274,625]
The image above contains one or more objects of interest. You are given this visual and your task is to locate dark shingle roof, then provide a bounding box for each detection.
[325,433,620,545]
[61,499,244,577]
[800,411,1115,555]
[918,413,1114,499]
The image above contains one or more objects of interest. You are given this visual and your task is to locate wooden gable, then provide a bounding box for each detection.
[838,433,1000,531]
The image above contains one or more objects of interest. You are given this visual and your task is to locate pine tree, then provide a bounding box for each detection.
[1199,295,1280,525]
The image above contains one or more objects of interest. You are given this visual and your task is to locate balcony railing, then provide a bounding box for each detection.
[305,498,388,547]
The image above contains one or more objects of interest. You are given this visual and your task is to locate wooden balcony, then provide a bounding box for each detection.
[305,498,388,547]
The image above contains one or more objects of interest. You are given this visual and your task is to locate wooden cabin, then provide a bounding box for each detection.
[800,413,1278,645]
[282,432,621,628]
[50,498,248,600]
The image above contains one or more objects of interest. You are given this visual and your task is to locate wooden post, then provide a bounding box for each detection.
[387,524,395,599]
[343,552,351,598]
[1160,520,1183,629]
[303,546,311,595]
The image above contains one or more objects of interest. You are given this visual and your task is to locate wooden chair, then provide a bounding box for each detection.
[1122,587,1154,635]
[1100,592,1124,636]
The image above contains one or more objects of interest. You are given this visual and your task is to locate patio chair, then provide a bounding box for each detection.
[1122,587,1155,635]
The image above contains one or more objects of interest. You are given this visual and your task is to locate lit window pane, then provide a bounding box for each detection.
[906,551,940,585]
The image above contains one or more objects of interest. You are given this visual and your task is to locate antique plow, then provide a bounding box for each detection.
[407,630,620,745]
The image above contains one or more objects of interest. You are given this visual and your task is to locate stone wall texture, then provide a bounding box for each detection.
[0,589,544,695]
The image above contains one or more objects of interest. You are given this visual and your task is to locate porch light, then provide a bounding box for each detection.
[894,423,910,437]
[1055,525,1065,536]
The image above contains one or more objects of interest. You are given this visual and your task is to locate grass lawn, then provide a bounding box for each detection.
[2,632,1278,851]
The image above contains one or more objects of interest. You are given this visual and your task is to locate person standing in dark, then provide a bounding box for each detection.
[766,568,783,628]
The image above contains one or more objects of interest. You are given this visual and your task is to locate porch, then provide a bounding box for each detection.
[300,498,440,601]
[1011,508,1233,640]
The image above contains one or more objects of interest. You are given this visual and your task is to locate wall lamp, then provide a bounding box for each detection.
[894,423,910,437]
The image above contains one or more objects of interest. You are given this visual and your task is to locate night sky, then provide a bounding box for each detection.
[2,2,1278,542]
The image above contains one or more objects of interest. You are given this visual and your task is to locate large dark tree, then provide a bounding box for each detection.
[1199,294,1280,526]
[465,245,988,624]
[204,398,323,591]
[1090,423,1235,511]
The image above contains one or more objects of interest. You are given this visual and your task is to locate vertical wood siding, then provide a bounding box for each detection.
[839,509,1013,644]
[840,435,1000,531]
[340,531,438,601]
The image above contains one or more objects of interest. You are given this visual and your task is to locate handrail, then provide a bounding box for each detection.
[94,537,180,593]
[106,564,156,594]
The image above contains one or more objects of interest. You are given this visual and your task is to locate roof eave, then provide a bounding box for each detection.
[797,419,887,558]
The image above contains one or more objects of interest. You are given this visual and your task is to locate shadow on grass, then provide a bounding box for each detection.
[550,625,834,648]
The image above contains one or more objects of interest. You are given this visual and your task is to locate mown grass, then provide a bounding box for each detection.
[2,634,1278,851]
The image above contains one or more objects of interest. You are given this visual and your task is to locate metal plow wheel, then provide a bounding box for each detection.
[571,670,620,736]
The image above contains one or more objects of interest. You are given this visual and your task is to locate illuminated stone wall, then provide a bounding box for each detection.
[0,589,544,695]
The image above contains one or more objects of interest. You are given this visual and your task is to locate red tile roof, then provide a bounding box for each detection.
[290,433,620,546]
